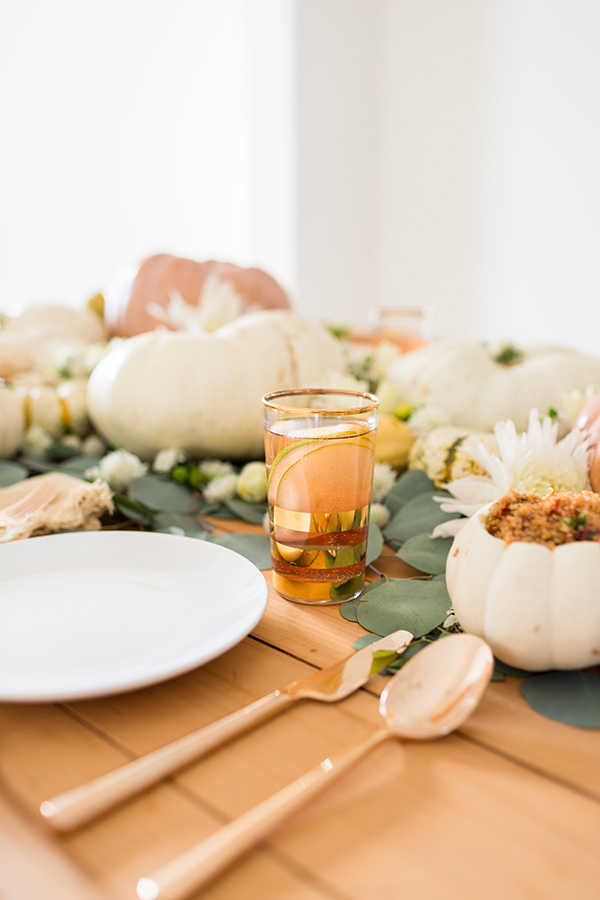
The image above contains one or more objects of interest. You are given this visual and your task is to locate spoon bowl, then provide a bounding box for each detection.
[381,633,494,741]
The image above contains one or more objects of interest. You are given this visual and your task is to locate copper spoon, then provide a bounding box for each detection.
[136,633,493,900]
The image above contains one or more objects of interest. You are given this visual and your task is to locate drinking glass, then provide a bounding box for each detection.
[262,388,379,605]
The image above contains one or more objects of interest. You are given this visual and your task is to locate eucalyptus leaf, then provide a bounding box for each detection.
[365,522,384,567]
[154,513,209,538]
[352,633,381,650]
[383,470,435,516]
[395,533,454,575]
[46,443,81,461]
[224,497,269,524]
[113,495,155,525]
[494,659,531,678]
[129,475,195,513]
[18,456,60,474]
[520,671,600,728]
[355,577,451,638]
[60,455,102,476]
[204,502,238,519]
[210,533,273,569]
[384,492,460,542]
[0,460,29,487]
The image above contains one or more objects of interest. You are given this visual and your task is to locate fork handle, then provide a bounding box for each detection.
[41,690,295,833]
[136,728,390,900]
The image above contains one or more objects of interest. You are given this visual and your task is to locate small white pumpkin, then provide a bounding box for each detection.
[0,305,107,379]
[386,341,600,432]
[87,310,347,461]
[0,387,25,459]
[446,505,600,671]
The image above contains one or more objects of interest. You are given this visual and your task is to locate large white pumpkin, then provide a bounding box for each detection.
[446,505,600,671]
[386,341,600,431]
[87,310,347,460]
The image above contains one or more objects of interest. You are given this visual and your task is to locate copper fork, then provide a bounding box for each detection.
[0,483,58,527]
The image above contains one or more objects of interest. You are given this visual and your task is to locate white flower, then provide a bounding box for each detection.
[87,449,148,492]
[375,380,400,415]
[81,434,107,457]
[557,385,596,427]
[59,434,82,451]
[371,462,397,502]
[236,461,268,503]
[153,447,187,473]
[432,409,591,538]
[370,502,390,529]
[199,459,236,480]
[443,610,459,629]
[203,472,237,502]
[147,276,245,333]
[21,424,53,457]
[408,405,452,438]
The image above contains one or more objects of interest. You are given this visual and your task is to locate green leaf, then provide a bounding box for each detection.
[384,492,460,542]
[129,475,195,513]
[494,659,531,678]
[365,522,384,567]
[223,497,268,524]
[395,533,454,575]
[520,671,600,728]
[384,470,434,516]
[203,502,238,519]
[209,533,273,569]
[113,494,155,525]
[46,443,81,461]
[355,577,451,638]
[352,633,381,650]
[154,513,209,538]
[0,460,29,487]
[59,455,103,480]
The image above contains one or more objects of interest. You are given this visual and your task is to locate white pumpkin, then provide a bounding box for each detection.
[0,304,107,379]
[386,341,600,431]
[446,505,600,670]
[0,387,25,458]
[87,310,347,460]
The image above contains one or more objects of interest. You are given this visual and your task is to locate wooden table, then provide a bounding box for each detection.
[1,516,600,900]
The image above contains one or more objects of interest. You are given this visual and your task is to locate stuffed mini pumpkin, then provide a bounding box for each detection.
[446,491,600,671]
[104,254,291,338]
[87,310,347,461]
[386,341,600,432]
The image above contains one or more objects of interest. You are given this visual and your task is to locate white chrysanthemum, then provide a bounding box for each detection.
[236,461,268,503]
[59,434,82,451]
[199,459,236,479]
[81,434,107,457]
[371,462,397,503]
[432,409,591,538]
[153,447,187,474]
[87,449,148,492]
[21,424,53,457]
[408,405,452,438]
[147,276,245,333]
[370,502,390,529]
[203,472,237,502]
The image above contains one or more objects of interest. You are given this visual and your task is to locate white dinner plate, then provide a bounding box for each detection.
[0,531,268,703]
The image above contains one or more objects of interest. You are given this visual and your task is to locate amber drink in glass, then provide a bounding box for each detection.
[262,389,379,605]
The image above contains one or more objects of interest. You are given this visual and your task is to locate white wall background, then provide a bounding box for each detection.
[1,0,599,352]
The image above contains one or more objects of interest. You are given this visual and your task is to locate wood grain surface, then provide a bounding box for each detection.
[1,519,599,900]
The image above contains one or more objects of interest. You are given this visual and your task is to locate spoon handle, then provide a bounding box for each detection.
[41,690,295,833]
[136,728,390,900]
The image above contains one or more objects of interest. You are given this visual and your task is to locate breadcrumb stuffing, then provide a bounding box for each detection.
[485,489,600,548]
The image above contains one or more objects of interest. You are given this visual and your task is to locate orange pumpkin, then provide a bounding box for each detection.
[575,394,600,491]
[104,254,291,338]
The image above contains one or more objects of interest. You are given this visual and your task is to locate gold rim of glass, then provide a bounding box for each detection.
[262,387,380,416]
